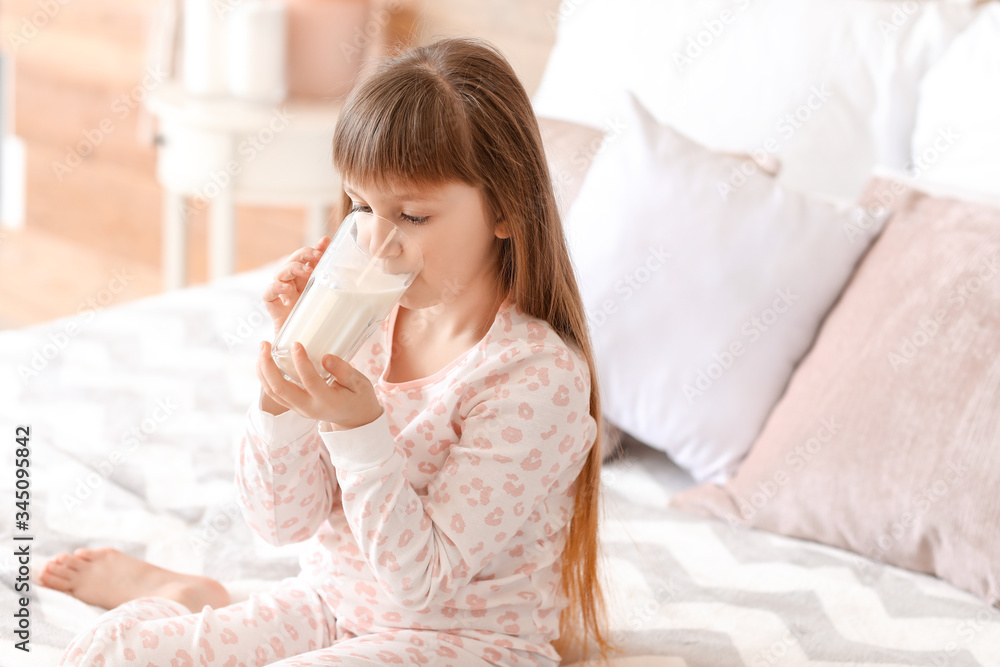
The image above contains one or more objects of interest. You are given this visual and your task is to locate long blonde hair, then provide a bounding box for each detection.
[332,37,613,661]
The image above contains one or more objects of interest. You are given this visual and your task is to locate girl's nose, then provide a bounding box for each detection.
[359,213,404,259]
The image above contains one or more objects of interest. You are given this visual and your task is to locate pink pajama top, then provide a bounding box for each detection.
[236,296,597,665]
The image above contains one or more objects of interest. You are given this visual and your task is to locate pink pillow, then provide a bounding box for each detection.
[672,177,1000,606]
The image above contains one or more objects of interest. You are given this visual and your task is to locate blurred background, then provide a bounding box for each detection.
[0,0,561,329]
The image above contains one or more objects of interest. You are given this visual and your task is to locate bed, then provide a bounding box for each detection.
[1,262,999,666]
[5,0,1000,664]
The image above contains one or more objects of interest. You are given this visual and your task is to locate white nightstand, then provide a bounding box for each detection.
[146,81,345,289]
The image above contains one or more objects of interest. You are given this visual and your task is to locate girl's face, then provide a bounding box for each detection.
[343,180,509,309]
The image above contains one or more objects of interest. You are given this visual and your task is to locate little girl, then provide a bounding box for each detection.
[40,37,611,666]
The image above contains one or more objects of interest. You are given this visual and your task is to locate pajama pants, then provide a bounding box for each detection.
[58,576,553,667]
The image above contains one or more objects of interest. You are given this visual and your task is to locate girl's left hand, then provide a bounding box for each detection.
[257,340,384,430]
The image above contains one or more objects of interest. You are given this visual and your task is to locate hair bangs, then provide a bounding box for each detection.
[332,65,478,192]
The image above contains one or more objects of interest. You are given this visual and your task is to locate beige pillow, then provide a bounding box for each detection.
[671,177,1000,606]
[537,117,605,217]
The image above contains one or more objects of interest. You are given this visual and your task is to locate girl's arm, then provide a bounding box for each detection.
[236,389,341,546]
[321,342,594,609]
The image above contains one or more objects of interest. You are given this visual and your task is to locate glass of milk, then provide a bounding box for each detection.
[271,209,423,387]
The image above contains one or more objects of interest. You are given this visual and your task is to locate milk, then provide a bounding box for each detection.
[272,266,407,386]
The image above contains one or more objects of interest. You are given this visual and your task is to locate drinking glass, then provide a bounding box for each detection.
[271,210,423,386]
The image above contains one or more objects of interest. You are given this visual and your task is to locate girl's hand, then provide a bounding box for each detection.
[257,340,384,430]
[263,237,332,334]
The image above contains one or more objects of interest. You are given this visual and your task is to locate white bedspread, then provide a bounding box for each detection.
[1,265,998,666]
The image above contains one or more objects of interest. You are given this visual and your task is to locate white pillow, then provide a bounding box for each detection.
[564,92,888,483]
[911,3,1000,199]
[534,0,976,202]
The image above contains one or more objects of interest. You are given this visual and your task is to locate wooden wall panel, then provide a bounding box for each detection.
[0,0,560,327]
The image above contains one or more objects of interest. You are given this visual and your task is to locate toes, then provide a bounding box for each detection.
[61,555,83,572]
[42,552,71,569]
[48,553,82,571]
[46,560,77,581]
[74,547,94,560]
[38,570,73,592]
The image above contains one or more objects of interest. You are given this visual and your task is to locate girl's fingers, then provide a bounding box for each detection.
[255,346,283,400]
[286,260,319,295]
[289,244,325,265]
[263,280,294,304]
[263,277,297,305]
[255,356,281,404]
[273,261,313,284]
[291,342,342,395]
[264,284,301,311]
[321,354,358,392]
[270,392,292,410]
[259,341,310,406]
[312,236,331,253]
[257,361,292,409]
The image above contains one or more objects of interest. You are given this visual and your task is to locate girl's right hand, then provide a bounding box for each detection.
[263,236,332,334]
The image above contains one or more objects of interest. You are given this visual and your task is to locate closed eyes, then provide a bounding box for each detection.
[350,204,428,225]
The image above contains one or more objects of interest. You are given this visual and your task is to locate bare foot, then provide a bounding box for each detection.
[37,547,231,613]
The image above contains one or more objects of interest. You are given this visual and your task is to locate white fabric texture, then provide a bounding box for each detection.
[532,0,976,201]
[563,91,888,484]
[911,3,1000,199]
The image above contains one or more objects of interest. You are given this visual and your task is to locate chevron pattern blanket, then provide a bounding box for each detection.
[1,264,997,666]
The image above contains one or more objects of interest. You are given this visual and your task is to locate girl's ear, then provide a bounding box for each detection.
[494,219,511,239]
